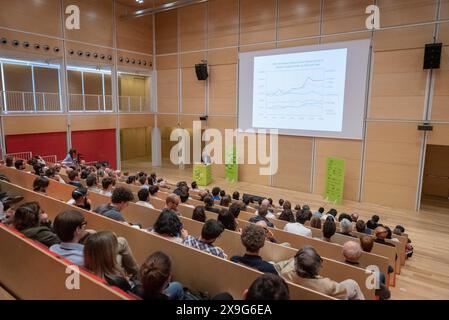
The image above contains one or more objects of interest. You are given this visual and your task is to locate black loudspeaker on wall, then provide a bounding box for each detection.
[195,63,208,80]
[423,43,443,69]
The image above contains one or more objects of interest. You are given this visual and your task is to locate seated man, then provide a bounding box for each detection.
[255,220,278,244]
[180,191,195,209]
[67,170,83,188]
[165,194,181,215]
[50,210,139,278]
[257,199,276,219]
[93,187,134,224]
[249,205,274,228]
[244,274,290,300]
[183,219,227,259]
[211,187,221,201]
[342,241,363,267]
[356,220,372,235]
[230,224,278,275]
[100,177,115,197]
[338,218,356,238]
[136,188,155,209]
[86,174,101,193]
[374,226,396,247]
[275,246,365,300]
[283,210,312,237]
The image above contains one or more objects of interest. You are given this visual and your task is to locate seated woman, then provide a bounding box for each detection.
[203,195,221,214]
[275,246,365,300]
[278,201,295,223]
[139,251,185,300]
[84,231,139,294]
[33,176,50,195]
[217,208,241,233]
[151,209,188,243]
[13,202,60,247]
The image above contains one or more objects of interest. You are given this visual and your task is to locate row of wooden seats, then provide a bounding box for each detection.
[0,172,333,300]
[1,167,384,299]
[0,223,133,300]
[54,168,393,285]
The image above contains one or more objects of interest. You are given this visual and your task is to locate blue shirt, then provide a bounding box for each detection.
[62,154,75,166]
[230,254,278,275]
[213,196,220,201]
[50,242,85,266]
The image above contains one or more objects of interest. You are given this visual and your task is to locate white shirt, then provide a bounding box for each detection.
[283,223,312,237]
[99,190,112,197]
[136,201,155,209]
[266,212,276,219]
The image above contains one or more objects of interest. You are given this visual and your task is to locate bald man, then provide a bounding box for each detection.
[259,199,276,219]
[374,226,396,247]
[342,241,363,266]
[165,194,181,215]
[350,213,359,222]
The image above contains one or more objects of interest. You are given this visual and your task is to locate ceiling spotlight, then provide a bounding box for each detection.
[85,52,91,57]
[34,44,40,49]
[135,0,144,3]
[1,38,7,45]
[12,40,19,46]
[93,53,98,58]
[54,47,60,52]
[119,57,123,62]
[43,45,50,51]
[23,41,30,48]
[107,55,112,61]
[68,49,74,55]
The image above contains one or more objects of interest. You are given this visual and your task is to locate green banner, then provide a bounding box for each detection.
[193,164,212,186]
[324,157,345,205]
[225,146,238,183]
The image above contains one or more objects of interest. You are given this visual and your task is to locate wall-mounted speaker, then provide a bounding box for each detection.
[1,38,7,45]
[195,63,208,81]
[424,43,442,69]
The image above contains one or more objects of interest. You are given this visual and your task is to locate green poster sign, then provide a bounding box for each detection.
[225,146,238,183]
[324,157,345,205]
[193,164,212,186]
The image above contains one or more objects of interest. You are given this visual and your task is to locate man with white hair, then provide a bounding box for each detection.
[342,241,363,266]
[338,218,356,238]
[258,199,276,219]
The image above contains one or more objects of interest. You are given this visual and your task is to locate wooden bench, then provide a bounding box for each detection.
[0,167,377,299]
[0,179,334,300]
[0,223,133,300]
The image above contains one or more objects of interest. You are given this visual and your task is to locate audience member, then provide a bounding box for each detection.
[136,188,155,209]
[249,205,274,228]
[356,220,372,235]
[244,274,289,300]
[152,209,187,243]
[283,210,312,237]
[183,220,227,259]
[93,187,134,223]
[68,187,92,211]
[33,176,50,194]
[100,177,115,197]
[192,206,206,223]
[276,246,364,300]
[230,224,277,275]
[218,208,240,232]
[339,218,356,238]
[360,236,374,253]
[310,216,321,229]
[322,218,336,242]
[279,201,295,223]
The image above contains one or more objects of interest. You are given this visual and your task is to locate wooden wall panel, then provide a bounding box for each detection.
[322,0,374,34]
[65,41,114,67]
[207,48,238,66]
[441,0,449,19]
[321,31,371,44]
[373,25,434,51]
[431,46,449,121]
[363,122,421,210]
[119,114,154,129]
[4,115,67,135]
[0,0,61,37]
[277,38,320,48]
[156,114,179,128]
[207,0,239,49]
[70,114,116,131]
[116,3,153,54]
[272,135,312,193]
[179,3,207,52]
[209,64,237,115]
[156,55,179,70]
[427,125,449,146]
[156,10,178,54]
[376,0,437,27]
[157,69,179,114]
[62,0,114,47]
[278,0,320,40]
[239,0,276,45]
[370,49,427,120]
[314,139,362,201]
[180,52,207,68]
[181,67,205,114]
[120,127,151,161]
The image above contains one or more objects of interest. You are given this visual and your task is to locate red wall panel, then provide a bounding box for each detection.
[71,129,117,169]
[6,132,67,160]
